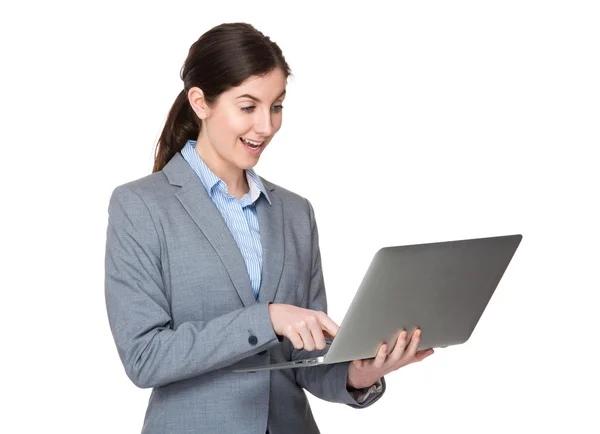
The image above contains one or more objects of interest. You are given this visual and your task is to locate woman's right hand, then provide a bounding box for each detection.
[268,303,339,351]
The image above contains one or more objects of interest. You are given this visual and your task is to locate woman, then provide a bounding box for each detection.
[105,22,433,434]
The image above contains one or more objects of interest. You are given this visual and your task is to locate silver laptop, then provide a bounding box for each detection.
[232,234,522,373]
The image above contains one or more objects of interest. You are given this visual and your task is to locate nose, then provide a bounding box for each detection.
[254,110,274,137]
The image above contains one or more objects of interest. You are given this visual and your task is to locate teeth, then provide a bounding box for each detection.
[242,138,262,146]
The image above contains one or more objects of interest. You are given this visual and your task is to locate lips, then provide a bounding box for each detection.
[240,137,265,156]
[241,137,264,147]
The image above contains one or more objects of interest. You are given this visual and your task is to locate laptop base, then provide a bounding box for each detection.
[233,356,326,373]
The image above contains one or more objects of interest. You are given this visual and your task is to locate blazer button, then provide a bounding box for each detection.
[258,350,267,355]
[248,335,258,346]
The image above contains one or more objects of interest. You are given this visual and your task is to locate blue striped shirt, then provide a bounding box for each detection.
[181,140,271,301]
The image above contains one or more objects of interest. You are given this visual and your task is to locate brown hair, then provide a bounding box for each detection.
[152,23,292,173]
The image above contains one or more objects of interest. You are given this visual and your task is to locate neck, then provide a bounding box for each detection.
[194,140,248,198]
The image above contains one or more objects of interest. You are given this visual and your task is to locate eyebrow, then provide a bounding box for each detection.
[236,89,286,103]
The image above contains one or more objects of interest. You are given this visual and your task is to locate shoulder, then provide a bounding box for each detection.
[107,170,180,231]
[259,176,319,229]
[260,176,314,211]
[109,170,174,207]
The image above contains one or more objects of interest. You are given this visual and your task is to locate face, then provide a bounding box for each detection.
[189,68,287,175]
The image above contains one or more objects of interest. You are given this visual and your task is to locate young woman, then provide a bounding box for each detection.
[105,22,433,434]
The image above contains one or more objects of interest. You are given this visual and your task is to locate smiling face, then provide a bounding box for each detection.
[188,68,287,181]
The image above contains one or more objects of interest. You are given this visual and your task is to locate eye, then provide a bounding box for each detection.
[240,105,285,114]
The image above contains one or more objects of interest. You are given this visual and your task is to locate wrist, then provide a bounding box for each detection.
[347,362,377,389]
[267,302,284,342]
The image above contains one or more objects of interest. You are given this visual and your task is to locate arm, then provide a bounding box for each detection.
[105,186,280,389]
[291,199,385,408]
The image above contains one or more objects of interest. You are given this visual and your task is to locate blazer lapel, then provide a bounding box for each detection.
[164,153,256,307]
[256,180,285,304]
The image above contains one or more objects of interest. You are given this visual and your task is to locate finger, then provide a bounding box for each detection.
[307,316,327,350]
[317,312,340,339]
[402,328,422,362]
[404,348,434,367]
[389,330,408,362]
[283,323,305,350]
[296,320,316,351]
[373,343,389,369]
[414,348,434,361]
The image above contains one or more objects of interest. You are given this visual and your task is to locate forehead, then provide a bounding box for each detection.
[225,68,287,100]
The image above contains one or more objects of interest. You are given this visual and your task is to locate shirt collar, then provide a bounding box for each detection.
[181,140,271,205]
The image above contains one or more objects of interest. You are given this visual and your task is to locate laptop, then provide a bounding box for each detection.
[232,234,522,373]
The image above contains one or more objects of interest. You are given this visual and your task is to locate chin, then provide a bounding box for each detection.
[241,159,260,170]
[238,148,267,169]
[233,155,257,169]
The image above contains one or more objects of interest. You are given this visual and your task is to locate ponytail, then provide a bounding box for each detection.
[153,90,200,173]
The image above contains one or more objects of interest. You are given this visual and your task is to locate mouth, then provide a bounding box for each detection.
[240,137,266,155]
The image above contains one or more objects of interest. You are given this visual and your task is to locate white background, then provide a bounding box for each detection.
[2,1,599,433]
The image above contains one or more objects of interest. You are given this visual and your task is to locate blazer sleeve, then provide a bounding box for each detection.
[105,185,280,389]
[291,199,386,408]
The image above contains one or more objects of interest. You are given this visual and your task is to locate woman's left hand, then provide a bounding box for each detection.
[347,328,434,389]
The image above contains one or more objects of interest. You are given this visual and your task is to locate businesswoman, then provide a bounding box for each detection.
[105,22,433,434]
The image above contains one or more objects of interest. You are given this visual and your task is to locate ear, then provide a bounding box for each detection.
[188,87,210,120]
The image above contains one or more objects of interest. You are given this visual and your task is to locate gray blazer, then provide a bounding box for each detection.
[105,152,385,434]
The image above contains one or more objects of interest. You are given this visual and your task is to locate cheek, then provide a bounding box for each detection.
[211,110,248,142]
[227,113,253,138]
[273,116,283,133]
